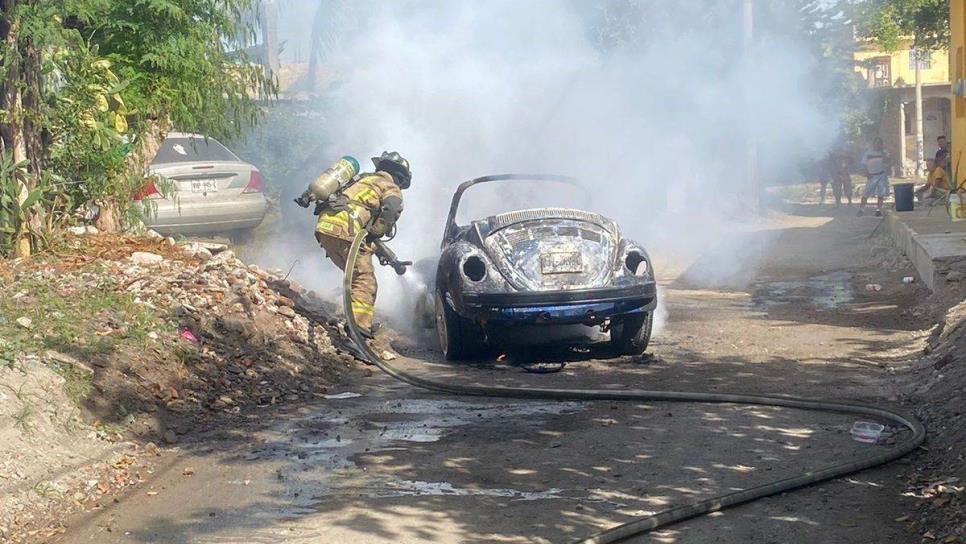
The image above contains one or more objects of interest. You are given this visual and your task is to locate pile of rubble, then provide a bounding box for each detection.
[0,231,360,541]
[85,234,354,425]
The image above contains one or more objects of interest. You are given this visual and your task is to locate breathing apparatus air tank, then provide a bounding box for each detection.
[294,155,360,208]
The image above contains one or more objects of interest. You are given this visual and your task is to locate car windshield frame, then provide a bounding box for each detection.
[442,174,588,245]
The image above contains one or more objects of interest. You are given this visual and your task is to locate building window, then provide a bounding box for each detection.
[871,56,891,87]
[909,49,932,70]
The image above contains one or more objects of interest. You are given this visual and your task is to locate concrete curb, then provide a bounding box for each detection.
[884,209,966,291]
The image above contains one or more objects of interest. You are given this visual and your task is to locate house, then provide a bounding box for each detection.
[952,1,966,181]
[854,41,950,175]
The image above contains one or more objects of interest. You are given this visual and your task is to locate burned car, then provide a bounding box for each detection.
[433,174,658,360]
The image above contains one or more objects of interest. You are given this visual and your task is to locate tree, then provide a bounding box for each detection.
[0,0,275,255]
[0,1,69,256]
[796,1,877,149]
[855,0,949,51]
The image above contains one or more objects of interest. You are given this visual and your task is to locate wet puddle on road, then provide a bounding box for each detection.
[752,271,854,310]
[255,397,584,470]
[251,397,587,506]
[324,480,567,501]
[292,398,584,448]
[373,398,584,442]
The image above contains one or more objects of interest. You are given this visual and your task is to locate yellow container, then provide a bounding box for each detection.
[307,156,360,202]
[951,193,966,222]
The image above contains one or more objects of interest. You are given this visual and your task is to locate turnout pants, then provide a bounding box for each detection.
[315,232,377,331]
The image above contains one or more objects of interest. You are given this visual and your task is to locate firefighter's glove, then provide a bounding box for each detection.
[294,191,312,208]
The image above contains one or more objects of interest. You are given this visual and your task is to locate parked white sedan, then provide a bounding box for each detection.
[138,132,267,240]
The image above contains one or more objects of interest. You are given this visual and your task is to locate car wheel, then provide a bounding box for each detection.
[610,312,653,356]
[435,291,485,361]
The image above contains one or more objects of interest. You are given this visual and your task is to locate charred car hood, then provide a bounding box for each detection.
[479,208,619,291]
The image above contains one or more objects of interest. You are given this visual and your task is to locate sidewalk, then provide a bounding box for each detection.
[884,206,966,291]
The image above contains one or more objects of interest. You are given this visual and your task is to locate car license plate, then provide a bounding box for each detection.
[190,180,218,193]
[540,252,583,274]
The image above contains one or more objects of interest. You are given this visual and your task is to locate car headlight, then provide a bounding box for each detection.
[461,255,487,282]
[623,250,652,279]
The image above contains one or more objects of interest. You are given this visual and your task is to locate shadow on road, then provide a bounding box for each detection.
[57,205,926,544]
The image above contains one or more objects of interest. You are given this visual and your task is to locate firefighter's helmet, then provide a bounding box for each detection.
[372,151,412,189]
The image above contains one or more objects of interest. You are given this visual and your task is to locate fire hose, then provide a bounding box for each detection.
[341,229,926,544]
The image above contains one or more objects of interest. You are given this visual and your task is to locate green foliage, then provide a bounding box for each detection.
[0,271,165,407]
[855,0,949,51]
[84,0,276,142]
[0,153,44,257]
[0,336,28,369]
[0,0,274,255]
[46,42,133,204]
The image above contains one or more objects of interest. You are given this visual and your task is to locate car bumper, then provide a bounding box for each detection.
[144,196,267,235]
[460,283,657,324]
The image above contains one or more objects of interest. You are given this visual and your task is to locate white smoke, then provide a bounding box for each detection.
[262,0,838,332]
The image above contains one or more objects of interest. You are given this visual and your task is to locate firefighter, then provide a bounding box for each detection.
[314,151,411,337]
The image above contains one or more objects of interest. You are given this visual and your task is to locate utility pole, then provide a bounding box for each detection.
[743,0,759,215]
[900,101,907,174]
[914,48,925,178]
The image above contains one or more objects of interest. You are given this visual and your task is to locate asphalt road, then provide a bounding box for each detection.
[57,208,929,544]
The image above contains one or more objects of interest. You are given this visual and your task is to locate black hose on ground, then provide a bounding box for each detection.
[341,230,925,544]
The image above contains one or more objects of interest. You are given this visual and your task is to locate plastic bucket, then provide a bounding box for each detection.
[894,182,914,212]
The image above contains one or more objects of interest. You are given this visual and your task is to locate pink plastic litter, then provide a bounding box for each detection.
[179,329,199,343]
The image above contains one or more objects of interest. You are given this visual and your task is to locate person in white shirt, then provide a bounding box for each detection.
[858,137,891,217]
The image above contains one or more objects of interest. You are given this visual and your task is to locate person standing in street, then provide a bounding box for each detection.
[858,137,891,217]
[818,155,831,205]
[828,147,853,207]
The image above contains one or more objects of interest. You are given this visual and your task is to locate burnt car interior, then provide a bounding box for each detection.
[442,174,587,246]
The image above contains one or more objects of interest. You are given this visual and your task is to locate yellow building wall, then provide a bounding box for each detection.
[952,0,966,180]
[854,46,950,86]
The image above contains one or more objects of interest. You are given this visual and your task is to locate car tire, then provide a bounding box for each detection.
[435,291,485,361]
[610,312,653,356]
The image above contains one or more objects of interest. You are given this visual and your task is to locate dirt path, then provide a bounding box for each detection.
[55,208,931,544]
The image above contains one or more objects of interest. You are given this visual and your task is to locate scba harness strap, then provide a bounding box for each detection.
[317,176,388,238]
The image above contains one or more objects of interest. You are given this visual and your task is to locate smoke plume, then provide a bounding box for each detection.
[257,0,839,333]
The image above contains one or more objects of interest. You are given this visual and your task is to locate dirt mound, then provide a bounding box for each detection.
[900,299,966,540]
[0,232,357,541]
[0,356,145,543]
